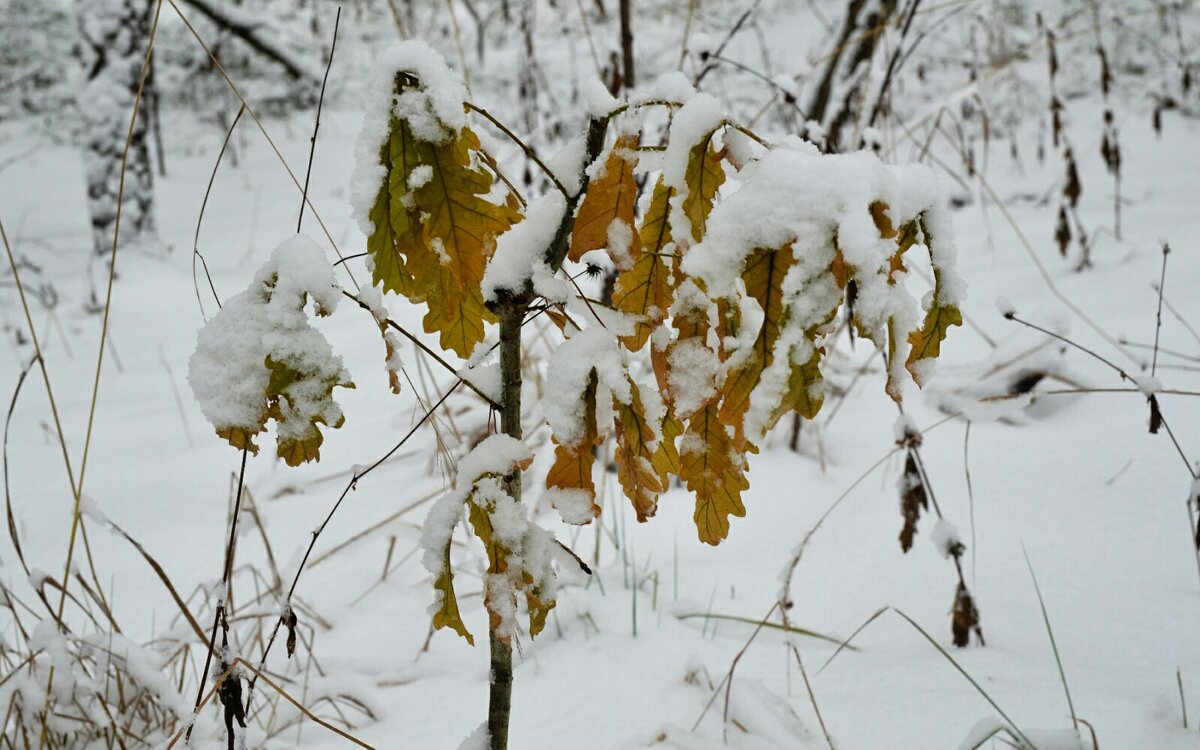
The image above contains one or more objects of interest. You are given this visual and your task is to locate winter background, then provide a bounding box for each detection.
[1,0,1199,748]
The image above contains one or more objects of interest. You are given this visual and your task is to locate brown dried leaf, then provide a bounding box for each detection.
[898,451,927,553]
[545,372,602,524]
[613,381,664,521]
[570,134,641,266]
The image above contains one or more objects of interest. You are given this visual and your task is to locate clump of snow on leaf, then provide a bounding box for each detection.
[542,327,631,446]
[350,40,469,236]
[420,436,572,641]
[188,235,351,462]
[662,93,726,246]
[679,141,964,432]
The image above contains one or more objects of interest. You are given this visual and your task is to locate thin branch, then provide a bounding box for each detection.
[297,7,340,233]
[465,102,568,198]
[193,103,244,320]
[342,290,500,408]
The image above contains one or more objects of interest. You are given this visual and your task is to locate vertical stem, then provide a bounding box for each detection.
[619,0,635,89]
[489,304,523,750]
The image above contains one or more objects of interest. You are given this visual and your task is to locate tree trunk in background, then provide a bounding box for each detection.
[518,0,537,136]
[77,0,157,256]
[619,0,634,89]
[805,0,896,153]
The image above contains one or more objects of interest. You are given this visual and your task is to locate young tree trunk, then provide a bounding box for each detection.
[484,114,608,750]
[77,0,157,256]
[489,305,523,750]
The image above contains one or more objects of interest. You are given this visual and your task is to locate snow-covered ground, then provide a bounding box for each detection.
[3,3,1200,748]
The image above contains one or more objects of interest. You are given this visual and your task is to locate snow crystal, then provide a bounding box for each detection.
[188,235,349,447]
[483,192,568,303]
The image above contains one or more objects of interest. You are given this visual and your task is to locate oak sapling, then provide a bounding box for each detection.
[190,40,965,750]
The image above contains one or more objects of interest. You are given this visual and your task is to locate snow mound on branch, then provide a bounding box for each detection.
[482,192,570,303]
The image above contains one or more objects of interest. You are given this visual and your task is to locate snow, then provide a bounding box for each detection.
[456,434,533,487]
[546,487,598,525]
[457,723,489,750]
[679,142,965,416]
[546,136,588,196]
[931,518,962,559]
[542,327,629,446]
[482,191,568,303]
[583,75,618,118]
[457,361,501,404]
[662,93,726,246]
[1133,374,1163,396]
[5,3,1200,748]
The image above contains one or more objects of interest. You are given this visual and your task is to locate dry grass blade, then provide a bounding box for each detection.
[819,605,1036,749]
[675,612,848,648]
[98,517,207,643]
[4,355,37,578]
[1022,547,1078,731]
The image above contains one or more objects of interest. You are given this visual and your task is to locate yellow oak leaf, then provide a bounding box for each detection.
[679,132,726,244]
[432,545,473,645]
[613,178,676,351]
[680,400,748,545]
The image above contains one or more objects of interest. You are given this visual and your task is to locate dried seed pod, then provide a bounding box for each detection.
[951,582,983,647]
[285,608,299,658]
[1149,394,1162,435]
[898,451,927,553]
[1063,148,1081,207]
[1055,205,1071,258]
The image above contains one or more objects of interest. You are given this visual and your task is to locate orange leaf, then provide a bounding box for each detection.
[569,134,641,266]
